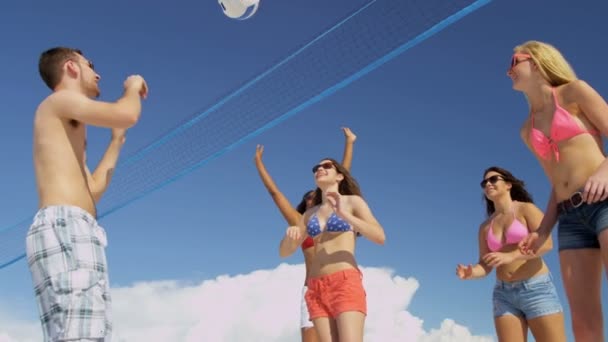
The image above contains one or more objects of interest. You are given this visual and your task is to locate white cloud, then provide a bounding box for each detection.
[419,319,496,342]
[0,316,40,342]
[0,264,494,342]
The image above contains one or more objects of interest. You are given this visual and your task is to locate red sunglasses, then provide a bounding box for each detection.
[510,53,532,70]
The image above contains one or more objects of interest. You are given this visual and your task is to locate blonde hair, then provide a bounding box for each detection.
[514,41,577,86]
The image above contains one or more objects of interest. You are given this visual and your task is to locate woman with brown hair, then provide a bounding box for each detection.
[279,157,385,342]
[255,127,356,342]
[457,166,565,342]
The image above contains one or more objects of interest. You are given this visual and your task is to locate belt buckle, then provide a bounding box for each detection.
[569,191,584,208]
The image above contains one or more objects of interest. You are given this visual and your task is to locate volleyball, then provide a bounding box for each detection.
[219,0,260,20]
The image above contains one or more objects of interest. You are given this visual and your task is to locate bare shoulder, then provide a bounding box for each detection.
[47,89,87,106]
[560,79,595,100]
[345,194,366,207]
[36,90,79,119]
[478,218,491,234]
[517,201,542,215]
[34,96,61,129]
[515,201,543,228]
[516,200,533,210]
[35,94,55,119]
[563,79,590,92]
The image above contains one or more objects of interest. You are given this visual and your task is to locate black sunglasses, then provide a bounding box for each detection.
[480,175,505,188]
[312,161,334,174]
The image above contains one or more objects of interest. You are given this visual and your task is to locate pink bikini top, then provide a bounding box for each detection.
[530,87,600,162]
[486,206,529,252]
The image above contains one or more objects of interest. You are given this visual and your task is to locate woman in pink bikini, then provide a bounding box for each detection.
[512,41,608,342]
[254,127,356,342]
[457,166,565,342]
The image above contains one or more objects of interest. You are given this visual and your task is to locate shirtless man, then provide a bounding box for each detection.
[25,47,147,341]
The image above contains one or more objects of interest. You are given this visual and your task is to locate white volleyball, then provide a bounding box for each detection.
[219,0,260,20]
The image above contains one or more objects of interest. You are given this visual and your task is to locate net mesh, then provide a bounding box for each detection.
[0,0,491,269]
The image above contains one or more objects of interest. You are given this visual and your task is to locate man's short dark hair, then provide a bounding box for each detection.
[38,47,83,90]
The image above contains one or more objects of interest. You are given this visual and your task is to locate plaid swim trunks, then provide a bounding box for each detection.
[26,205,112,341]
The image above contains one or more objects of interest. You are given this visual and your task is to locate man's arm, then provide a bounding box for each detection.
[85,129,127,202]
[45,75,147,129]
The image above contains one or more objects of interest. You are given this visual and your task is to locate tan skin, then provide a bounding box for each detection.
[34,52,148,215]
[254,127,356,342]
[512,51,608,342]
[279,160,385,342]
[456,171,566,342]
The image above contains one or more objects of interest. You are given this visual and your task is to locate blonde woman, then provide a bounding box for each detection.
[512,40,608,342]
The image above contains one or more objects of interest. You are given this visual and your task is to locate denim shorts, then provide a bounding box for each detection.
[493,273,562,320]
[557,199,608,251]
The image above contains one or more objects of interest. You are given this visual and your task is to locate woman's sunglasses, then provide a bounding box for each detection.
[480,175,505,188]
[312,161,334,174]
[510,53,531,70]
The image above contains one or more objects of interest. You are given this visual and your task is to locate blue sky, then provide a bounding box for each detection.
[1,0,608,340]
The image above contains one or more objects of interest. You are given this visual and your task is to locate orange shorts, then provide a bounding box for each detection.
[304,268,367,320]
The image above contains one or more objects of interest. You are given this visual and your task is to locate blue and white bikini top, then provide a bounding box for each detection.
[306,211,352,237]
